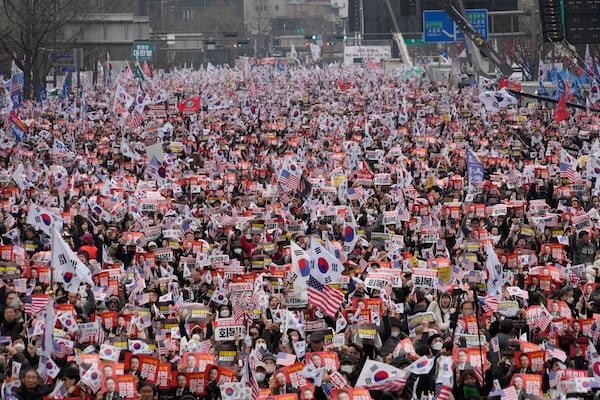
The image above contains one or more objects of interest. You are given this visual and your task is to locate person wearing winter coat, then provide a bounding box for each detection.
[427,291,454,334]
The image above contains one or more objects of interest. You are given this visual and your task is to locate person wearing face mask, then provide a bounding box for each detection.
[428,334,444,355]
[338,355,359,386]
[253,363,270,388]
[261,353,277,381]
[6,336,36,375]
[217,305,231,318]
[378,317,404,360]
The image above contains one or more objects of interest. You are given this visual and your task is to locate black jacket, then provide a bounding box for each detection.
[15,384,51,400]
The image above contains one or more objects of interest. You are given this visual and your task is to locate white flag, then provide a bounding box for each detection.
[81,365,103,393]
[129,339,152,355]
[51,225,94,291]
[309,237,343,285]
[115,83,134,109]
[100,344,121,362]
[355,359,406,387]
[485,240,504,299]
[27,203,63,237]
[58,311,78,333]
[121,137,142,160]
[290,241,309,302]
[478,88,518,112]
[405,356,435,375]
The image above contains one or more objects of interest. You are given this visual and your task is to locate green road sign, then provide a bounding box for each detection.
[132,42,155,62]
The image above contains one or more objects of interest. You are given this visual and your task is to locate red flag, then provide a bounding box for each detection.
[177,96,201,113]
[554,94,569,122]
[497,76,508,90]
[338,81,352,92]
[565,78,574,102]
[142,61,153,78]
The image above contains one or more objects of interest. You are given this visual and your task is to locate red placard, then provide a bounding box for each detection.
[510,374,542,396]
[280,362,308,388]
[156,364,172,389]
[330,388,373,400]
[100,311,119,330]
[116,374,137,400]
[305,352,340,372]
[138,355,160,383]
[514,351,545,372]
[204,364,235,385]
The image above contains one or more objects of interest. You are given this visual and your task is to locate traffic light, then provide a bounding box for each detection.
[325,41,331,46]
[311,34,317,40]
[348,0,361,32]
[330,40,335,45]
[539,0,564,42]
[407,0,416,16]
[237,40,249,48]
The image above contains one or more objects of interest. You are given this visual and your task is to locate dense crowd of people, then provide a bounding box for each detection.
[0,58,599,400]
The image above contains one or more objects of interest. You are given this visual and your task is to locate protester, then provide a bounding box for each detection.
[0,56,599,400]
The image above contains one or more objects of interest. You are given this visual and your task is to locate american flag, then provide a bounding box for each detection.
[136,293,150,305]
[437,385,453,400]
[560,149,579,183]
[364,376,408,392]
[307,276,344,317]
[112,98,127,115]
[490,336,500,353]
[212,214,235,227]
[405,184,416,198]
[13,278,27,293]
[279,169,300,191]
[347,186,365,201]
[482,295,499,313]
[244,354,260,400]
[276,352,297,366]
[24,294,50,315]
[548,370,563,388]
[199,340,213,353]
[546,345,567,362]
[502,386,518,400]
[536,307,551,331]
[127,111,143,129]
[53,338,74,358]
[452,265,466,282]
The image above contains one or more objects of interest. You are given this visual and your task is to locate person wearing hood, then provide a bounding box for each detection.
[453,369,485,400]
[77,232,98,260]
[378,317,404,359]
[427,291,454,334]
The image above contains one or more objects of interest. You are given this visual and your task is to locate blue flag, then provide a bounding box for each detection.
[37,82,46,103]
[552,74,566,100]
[10,64,22,109]
[61,73,71,99]
[538,79,549,97]
[276,60,285,72]
[466,147,485,186]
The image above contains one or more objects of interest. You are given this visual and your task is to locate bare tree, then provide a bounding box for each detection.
[0,0,81,100]
[245,0,273,58]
